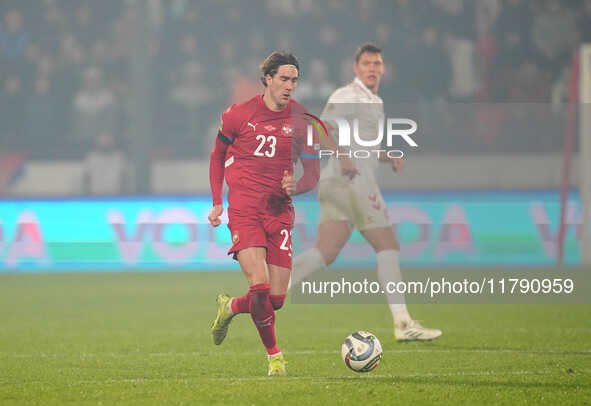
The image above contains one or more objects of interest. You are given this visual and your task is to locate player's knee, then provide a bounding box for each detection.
[249,274,270,286]
[322,249,339,266]
[369,235,400,252]
[269,295,285,311]
[316,240,345,266]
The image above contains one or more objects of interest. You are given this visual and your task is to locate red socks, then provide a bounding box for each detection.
[231,293,286,313]
[249,283,280,355]
[230,291,251,314]
[269,294,286,310]
[229,287,286,355]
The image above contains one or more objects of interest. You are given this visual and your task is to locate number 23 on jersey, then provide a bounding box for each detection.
[253,135,277,157]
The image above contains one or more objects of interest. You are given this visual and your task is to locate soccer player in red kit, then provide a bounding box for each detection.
[208,52,321,376]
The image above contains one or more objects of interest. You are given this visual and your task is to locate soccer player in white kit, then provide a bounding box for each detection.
[292,44,442,341]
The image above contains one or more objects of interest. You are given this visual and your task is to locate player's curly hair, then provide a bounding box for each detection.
[260,51,300,86]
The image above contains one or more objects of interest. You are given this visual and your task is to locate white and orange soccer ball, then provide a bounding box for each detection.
[341,331,383,372]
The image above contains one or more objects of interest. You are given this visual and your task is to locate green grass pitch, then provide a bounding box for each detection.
[1,271,590,405]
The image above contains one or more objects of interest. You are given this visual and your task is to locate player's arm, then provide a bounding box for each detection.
[208,131,230,226]
[281,132,321,196]
[321,121,359,179]
[295,156,320,195]
[208,106,238,226]
[280,157,320,196]
[281,114,323,196]
[318,98,359,179]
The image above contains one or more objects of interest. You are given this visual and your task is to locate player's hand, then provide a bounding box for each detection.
[339,155,359,179]
[208,204,223,227]
[391,157,405,172]
[281,170,295,196]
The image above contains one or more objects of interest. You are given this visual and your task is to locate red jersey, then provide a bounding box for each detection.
[210,95,320,214]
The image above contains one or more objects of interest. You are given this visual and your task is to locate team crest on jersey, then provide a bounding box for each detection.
[282,125,293,135]
[232,233,239,244]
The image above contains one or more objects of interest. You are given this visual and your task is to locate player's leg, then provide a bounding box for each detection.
[291,179,353,287]
[360,225,407,320]
[235,247,285,366]
[211,219,268,345]
[211,246,269,345]
[362,226,442,341]
[223,248,268,318]
[263,223,296,376]
[236,246,270,285]
[214,245,286,376]
[265,263,290,376]
[269,263,290,310]
[315,220,353,266]
[291,220,352,287]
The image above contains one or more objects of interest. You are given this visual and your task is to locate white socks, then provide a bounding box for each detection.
[291,248,326,288]
[226,298,234,316]
[376,250,411,326]
[268,352,282,360]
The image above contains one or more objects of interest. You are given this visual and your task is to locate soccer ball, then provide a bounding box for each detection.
[341,331,383,372]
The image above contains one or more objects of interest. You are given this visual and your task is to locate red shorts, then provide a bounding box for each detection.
[227,208,293,269]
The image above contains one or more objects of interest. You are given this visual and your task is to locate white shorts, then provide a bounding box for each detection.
[317,176,391,231]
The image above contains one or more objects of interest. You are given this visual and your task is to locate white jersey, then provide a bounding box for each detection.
[319,77,384,181]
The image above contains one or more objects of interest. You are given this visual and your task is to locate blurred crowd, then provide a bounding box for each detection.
[1,0,590,161]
